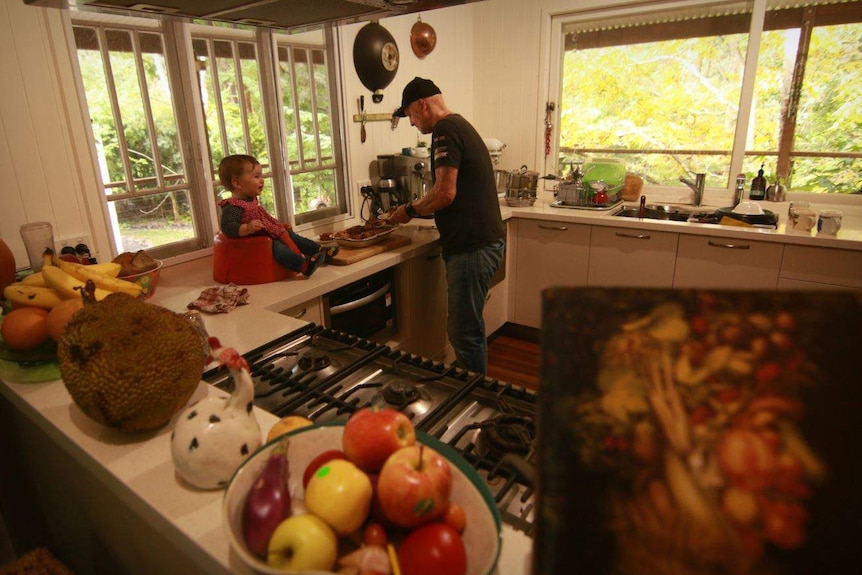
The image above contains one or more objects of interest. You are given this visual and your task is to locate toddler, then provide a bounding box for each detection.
[218,155,337,277]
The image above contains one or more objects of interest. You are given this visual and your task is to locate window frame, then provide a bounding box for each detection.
[542,0,862,198]
[67,8,350,261]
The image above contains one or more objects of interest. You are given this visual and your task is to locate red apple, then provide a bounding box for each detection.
[342,407,416,472]
[302,449,348,489]
[376,444,452,528]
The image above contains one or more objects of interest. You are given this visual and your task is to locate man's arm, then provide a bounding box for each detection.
[390,165,457,222]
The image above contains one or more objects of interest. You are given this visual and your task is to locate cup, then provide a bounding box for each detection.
[817,209,842,235]
[788,201,810,218]
[787,206,816,233]
[19,222,54,272]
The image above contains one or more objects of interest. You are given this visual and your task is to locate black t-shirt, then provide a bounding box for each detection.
[431,114,505,255]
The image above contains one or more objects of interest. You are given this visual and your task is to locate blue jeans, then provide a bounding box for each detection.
[443,239,505,374]
[272,229,320,272]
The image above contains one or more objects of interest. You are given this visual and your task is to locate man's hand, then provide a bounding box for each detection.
[388,204,412,224]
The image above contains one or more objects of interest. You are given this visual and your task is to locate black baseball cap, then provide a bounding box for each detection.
[393,77,441,117]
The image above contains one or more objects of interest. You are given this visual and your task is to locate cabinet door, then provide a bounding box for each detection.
[514,219,590,329]
[588,225,678,287]
[408,248,449,360]
[779,245,862,289]
[674,234,783,289]
[279,297,322,324]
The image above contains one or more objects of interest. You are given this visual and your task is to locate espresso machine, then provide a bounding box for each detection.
[375,154,401,211]
[393,154,432,203]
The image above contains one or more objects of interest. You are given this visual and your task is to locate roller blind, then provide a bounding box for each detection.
[563,0,861,50]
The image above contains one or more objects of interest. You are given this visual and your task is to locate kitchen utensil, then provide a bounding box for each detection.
[732,200,765,215]
[353,22,399,93]
[582,157,625,194]
[360,95,366,143]
[223,423,502,575]
[817,209,842,235]
[19,222,54,272]
[335,226,398,249]
[788,206,817,233]
[716,205,778,227]
[410,15,437,59]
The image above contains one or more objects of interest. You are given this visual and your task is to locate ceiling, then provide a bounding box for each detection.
[25,0,484,31]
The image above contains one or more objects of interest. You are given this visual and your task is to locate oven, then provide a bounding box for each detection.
[323,267,395,340]
[203,323,538,536]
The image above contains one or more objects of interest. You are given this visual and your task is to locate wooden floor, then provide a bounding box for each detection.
[486,335,540,390]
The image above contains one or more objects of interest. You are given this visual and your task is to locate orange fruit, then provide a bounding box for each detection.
[46,298,85,341]
[1,307,50,350]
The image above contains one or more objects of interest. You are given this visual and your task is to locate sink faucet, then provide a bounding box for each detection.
[680,173,706,207]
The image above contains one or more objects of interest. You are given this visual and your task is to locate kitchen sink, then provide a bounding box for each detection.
[613,204,698,222]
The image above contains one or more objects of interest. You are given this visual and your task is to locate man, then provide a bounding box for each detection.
[389,77,505,374]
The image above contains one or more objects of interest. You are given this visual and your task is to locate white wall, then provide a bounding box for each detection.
[0,0,658,268]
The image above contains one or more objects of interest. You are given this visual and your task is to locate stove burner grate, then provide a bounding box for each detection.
[298,349,331,371]
[478,414,535,457]
[381,381,420,407]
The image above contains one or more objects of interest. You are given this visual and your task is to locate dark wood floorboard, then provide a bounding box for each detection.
[487,335,540,390]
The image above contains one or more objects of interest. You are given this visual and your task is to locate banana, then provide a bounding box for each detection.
[52,255,142,297]
[88,262,122,277]
[41,265,112,301]
[21,271,48,287]
[3,283,63,309]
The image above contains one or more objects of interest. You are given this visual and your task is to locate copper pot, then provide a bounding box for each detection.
[410,16,437,59]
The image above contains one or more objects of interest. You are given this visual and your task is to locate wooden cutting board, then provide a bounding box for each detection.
[329,233,412,265]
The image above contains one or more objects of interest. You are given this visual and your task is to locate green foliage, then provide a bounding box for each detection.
[560,22,861,193]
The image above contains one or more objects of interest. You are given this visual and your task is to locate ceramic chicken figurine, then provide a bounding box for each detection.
[170,337,262,489]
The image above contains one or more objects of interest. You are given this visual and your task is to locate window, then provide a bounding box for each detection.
[552,0,862,194]
[70,10,348,258]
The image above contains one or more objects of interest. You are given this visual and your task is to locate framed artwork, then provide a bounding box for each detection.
[536,288,862,575]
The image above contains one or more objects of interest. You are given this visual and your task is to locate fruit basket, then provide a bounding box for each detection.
[223,422,502,575]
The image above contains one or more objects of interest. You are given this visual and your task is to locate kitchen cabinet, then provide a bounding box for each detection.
[588,225,678,287]
[513,219,591,329]
[673,233,783,289]
[278,296,323,324]
[778,245,862,290]
[405,247,449,361]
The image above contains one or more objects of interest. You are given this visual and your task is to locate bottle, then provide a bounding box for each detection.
[749,163,767,200]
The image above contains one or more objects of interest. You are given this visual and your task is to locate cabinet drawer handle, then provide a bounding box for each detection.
[426,253,441,261]
[538,224,568,231]
[707,240,751,250]
[293,308,307,319]
[615,231,651,240]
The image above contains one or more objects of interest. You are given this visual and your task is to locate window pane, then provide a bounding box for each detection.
[293,47,318,164]
[793,22,862,193]
[313,49,334,162]
[109,191,195,251]
[560,33,748,187]
[140,32,184,180]
[106,29,157,185]
[214,40,247,156]
[277,47,300,166]
[291,170,337,213]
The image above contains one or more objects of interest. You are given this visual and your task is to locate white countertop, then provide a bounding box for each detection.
[3,199,859,574]
[0,221,533,575]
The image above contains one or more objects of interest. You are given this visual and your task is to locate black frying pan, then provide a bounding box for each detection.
[715,206,779,226]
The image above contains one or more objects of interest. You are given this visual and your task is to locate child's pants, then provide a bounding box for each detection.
[271,229,321,272]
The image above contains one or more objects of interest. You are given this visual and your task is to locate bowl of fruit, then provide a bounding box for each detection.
[223,412,502,575]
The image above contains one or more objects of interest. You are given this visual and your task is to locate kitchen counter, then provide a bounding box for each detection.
[499,196,862,250]
[0,220,532,575]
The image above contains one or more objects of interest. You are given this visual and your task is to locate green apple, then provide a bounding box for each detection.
[305,458,372,535]
[266,514,337,572]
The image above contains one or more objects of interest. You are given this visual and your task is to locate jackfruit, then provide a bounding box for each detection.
[57,292,206,433]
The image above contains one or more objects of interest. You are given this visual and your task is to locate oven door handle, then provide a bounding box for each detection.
[329,282,391,315]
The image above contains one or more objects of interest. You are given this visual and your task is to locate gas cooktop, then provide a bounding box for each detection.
[203,323,538,534]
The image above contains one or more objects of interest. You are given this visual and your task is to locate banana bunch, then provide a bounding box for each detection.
[3,249,142,309]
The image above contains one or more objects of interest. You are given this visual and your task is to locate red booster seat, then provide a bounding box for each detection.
[212,232,296,285]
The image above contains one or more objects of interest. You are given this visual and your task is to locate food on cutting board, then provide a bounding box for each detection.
[331,218,395,241]
[234,407,469,575]
[57,288,205,433]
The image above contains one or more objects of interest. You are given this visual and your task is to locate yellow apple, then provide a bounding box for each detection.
[305,459,372,535]
[266,514,337,571]
[266,415,313,442]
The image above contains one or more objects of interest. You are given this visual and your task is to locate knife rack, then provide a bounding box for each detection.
[352,113,394,122]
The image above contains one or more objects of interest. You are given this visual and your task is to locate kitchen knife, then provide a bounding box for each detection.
[360,95,366,143]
